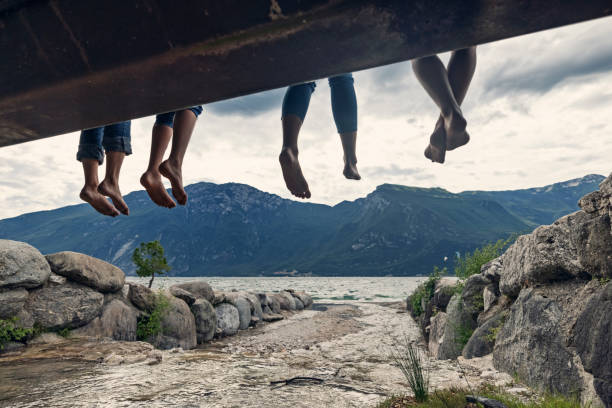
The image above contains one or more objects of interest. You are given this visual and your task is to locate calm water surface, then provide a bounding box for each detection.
[127,276,429,302]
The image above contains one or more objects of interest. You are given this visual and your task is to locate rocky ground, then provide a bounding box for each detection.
[0,301,522,408]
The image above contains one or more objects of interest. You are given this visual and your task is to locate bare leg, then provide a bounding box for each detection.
[140,124,176,208]
[278,114,311,199]
[437,47,477,151]
[413,55,468,163]
[79,159,120,217]
[98,151,129,215]
[159,110,197,205]
[339,132,360,180]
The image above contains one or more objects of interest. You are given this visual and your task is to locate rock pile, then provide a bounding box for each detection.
[0,242,312,352]
[409,173,612,407]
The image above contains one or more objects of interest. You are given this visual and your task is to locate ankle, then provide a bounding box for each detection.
[281,145,298,155]
[166,156,182,169]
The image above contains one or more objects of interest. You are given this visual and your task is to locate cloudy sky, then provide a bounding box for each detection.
[1,17,612,220]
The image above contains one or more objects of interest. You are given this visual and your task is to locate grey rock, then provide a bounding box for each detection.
[270,293,289,311]
[437,293,478,360]
[169,286,196,305]
[0,288,28,319]
[1,342,25,353]
[463,312,506,359]
[579,191,607,214]
[573,282,612,407]
[128,283,156,312]
[25,281,104,330]
[428,312,447,358]
[483,285,498,312]
[191,298,216,343]
[462,274,490,313]
[262,304,272,314]
[48,272,67,286]
[262,313,284,322]
[45,251,124,293]
[293,297,304,310]
[599,173,612,196]
[212,290,226,305]
[0,240,50,289]
[279,291,296,310]
[172,281,214,303]
[493,289,580,395]
[265,294,282,314]
[72,299,138,341]
[292,291,313,308]
[481,257,503,284]
[148,294,197,350]
[243,293,263,321]
[227,296,251,330]
[570,214,612,279]
[432,284,455,311]
[215,303,240,337]
[499,213,588,297]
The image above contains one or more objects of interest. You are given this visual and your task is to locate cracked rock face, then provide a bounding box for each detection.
[45,251,125,293]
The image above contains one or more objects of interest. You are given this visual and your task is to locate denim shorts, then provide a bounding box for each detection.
[76,121,132,164]
[155,106,203,128]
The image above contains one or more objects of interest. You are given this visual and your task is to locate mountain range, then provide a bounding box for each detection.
[0,174,604,276]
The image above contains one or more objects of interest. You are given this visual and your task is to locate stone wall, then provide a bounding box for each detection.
[0,241,312,352]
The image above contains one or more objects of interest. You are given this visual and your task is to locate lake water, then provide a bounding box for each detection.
[127,276,429,302]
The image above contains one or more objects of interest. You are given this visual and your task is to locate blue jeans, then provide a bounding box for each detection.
[155,106,203,128]
[282,73,357,133]
[77,121,132,164]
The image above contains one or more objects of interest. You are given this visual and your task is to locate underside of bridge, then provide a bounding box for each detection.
[0,0,611,147]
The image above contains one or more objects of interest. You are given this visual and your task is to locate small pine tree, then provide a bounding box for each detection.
[132,240,171,288]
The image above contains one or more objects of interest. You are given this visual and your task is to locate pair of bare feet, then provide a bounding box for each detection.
[279,133,360,199]
[80,178,129,217]
[140,159,187,208]
[424,109,470,163]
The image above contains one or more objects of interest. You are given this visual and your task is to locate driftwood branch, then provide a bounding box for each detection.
[270,377,324,386]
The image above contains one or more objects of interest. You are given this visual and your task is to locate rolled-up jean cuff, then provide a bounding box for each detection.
[103,137,132,156]
[189,106,204,117]
[76,144,105,164]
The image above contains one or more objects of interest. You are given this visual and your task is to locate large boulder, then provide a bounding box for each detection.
[148,294,197,350]
[493,288,580,395]
[428,312,447,358]
[243,293,263,321]
[573,282,612,406]
[499,212,589,297]
[280,291,297,310]
[215,303,240,337]
[293,297,304,310]
[45,252,124,293]
[437,293,478,360]
[169,286,196,306]
[223,292,253,330]
[73,299,138,341]
[0,240,50,289]
[292,291,313,308]
[262,294,281,314]
[25,281,104,330]
[463,312,506,359]
[171,281,214,303]
[128,283,156,312]
[0,288,28,319]
[570,213,612,279]
[191,298,216,343]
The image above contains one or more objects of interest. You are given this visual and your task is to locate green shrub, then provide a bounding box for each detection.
[409,267,445,317]
[389,335,429,403]
[454,236,514,280]
[56,328,71,338]
[0,317,33,349]
[136,292,170,341]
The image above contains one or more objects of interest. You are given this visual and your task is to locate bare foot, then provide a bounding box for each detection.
[425,121,446,163]
[159,159,187,205]
[80,185,120,217]
[444,109,470,151]
[343,156,361,180]
[140,170,176,208]
[98,179,129,215]
[279,147,311,199]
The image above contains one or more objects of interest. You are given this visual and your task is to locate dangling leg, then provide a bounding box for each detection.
[77,127,120,216]
[98,121,132,215]
[412,55,468,163]
[141,113,176,208]
[279,82,315,199]
[329,74,360,180]
[159,106,201,205]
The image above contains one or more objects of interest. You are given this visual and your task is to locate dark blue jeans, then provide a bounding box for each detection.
[77,121,132,165]
[155,106,203,128]
[282,73,357,133]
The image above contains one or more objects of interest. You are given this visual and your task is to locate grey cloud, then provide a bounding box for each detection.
[362,164,425,178]
[207,88,285,117]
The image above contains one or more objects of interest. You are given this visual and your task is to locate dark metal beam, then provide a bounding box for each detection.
[1,0,611,147]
